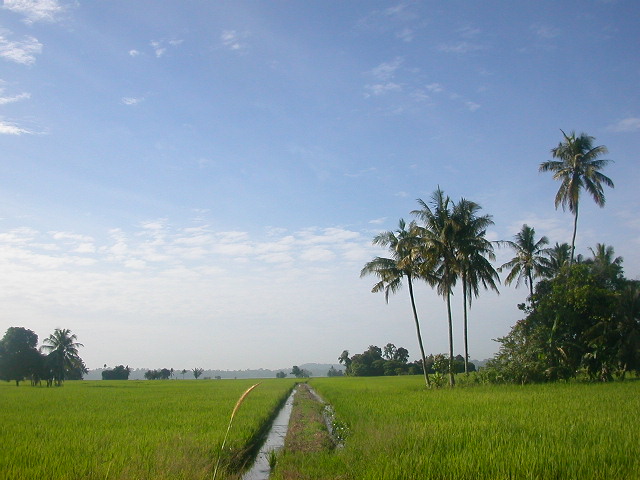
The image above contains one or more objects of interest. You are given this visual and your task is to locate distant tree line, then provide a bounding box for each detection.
[338,343,474,377]
[102,365,132,380]
[0,327,86,386]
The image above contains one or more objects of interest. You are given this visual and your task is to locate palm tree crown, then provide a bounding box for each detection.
[499,224,551,305]
[41,328,84,385]
[539,130,614,263]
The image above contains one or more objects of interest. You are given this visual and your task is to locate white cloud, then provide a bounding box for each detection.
[0,119,32,135]
[365,82,402,96]
[149,39,183,58]
[0,32,42,65]
[0,91,30,105]
[128,49,140,57]
[3,0,65,24]
[121,97,143,106]
[221,30,248,51]
[606,117,640,133]
[150,41,166,58]
[369,217,387,225]
[371,57,403,81]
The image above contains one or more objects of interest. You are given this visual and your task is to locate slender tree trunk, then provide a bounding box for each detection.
[446,289,455,387]
[462,274,469,374]
[408,276,431,388]
[569,204,579,266]
[528,271,535,308]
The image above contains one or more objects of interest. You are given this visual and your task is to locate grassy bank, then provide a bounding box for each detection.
[0,378,296,480]
[272,376,639,480]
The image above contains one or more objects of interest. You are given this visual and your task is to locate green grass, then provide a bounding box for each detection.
[0,379,296,480]
[272,376,640,480]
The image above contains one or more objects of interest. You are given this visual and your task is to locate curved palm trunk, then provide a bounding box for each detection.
[446,290,455,387]
[462,274,469,374]
[570,204,579,266]
[408,275,431,388]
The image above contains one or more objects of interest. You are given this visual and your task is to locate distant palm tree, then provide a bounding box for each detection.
[454,199,500,374]
[586,243,624,287]
[539,130,614,264]
[498,225,551,306]
[412,189,458,386]
[547,242,571,277]
[360,219,431,387]
[41,328,84,386]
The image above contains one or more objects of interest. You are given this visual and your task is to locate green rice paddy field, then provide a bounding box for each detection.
[0,379,296,480]
[1,376,638,479]
[275,377,640,480]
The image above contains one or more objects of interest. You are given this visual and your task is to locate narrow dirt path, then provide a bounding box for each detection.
[282,383,334,454]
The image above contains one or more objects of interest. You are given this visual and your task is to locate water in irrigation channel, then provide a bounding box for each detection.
[242,388,296,480]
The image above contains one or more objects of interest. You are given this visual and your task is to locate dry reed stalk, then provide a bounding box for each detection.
[212,383,260,480]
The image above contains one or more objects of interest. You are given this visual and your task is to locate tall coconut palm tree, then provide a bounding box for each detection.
[41,328,84,386]
[412,188,458,386]
[539,130,614,265]
[453,198,500,374]
[498,225,551,306]
[360,219,431,387]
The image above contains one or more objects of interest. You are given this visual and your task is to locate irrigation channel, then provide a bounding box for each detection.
[241,387,296,480]
[242,384,341,480]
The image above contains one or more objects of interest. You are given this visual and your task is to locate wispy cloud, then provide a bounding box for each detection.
[530,23,561,40]
[128,49,140,57]
[371,57,403,81]
[0,32,42,65]
[3,0,65,24]
[357,2,422,42]
[423,82,481,112]
[149,39,183,58]
[121,97,144,106]
[150,41,166,58]
[365,58,404,97]
[0,119,32,135]
[365,82,402,97]
[221,30,249,51]
[0,222,374,274]
[606,117,640,133]
[0,91,30,105]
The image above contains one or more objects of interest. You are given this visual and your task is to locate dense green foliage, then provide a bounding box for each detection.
[0,327,86,386]
[486,259,640,383]
[272,376,640,480]
[0,379,296,480]
[101,364,132,380]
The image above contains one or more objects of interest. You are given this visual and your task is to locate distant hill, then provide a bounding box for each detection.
[85,363,345,380]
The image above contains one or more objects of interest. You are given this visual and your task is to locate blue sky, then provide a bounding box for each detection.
[1,0,638,371]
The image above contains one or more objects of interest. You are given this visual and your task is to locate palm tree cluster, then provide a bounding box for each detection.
[361,188,499,387]
[361,130,618,387]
